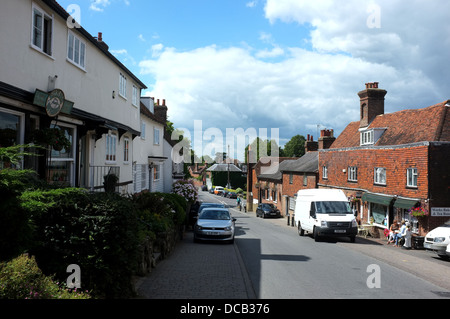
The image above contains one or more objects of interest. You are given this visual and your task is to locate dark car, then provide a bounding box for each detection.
[226,192,237,199]
[256,203,281,218]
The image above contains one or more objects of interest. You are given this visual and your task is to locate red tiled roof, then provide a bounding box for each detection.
[331,100,450,148]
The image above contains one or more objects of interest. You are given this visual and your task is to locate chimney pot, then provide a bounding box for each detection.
[162,99,166,106]
[98,32,103,42]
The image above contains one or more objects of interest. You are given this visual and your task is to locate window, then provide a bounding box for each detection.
[123,138,129,162]
[67,31,86,69]
[141,122,146,139]
[132,85,139,106]
[153,164,160,181]
[303,174,307,186]
[32,4,53,56]
[348,167,358,182]
[154,128,160,145]
[407,168,418,188]
[106,133,117,162]
[119,73,127,98]
[322,166,328,179]
[289,174,293,185]
[374,167,386,185]
[360,130,374,145]
[48,123,76,186]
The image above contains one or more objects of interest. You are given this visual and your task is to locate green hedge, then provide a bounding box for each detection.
[20,188,140,299]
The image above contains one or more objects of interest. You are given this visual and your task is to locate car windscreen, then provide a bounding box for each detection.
[262,204,275,209]
[313,201,351,214]
[199,210,231,220]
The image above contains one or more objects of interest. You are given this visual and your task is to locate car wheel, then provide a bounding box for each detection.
[298,223,305,236]
[313,227,320,242]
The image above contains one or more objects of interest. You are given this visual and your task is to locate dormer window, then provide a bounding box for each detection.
[360,128,386,146]
[360,129,374,145]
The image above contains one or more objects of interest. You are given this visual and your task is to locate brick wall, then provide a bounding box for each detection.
[319,145,429,199]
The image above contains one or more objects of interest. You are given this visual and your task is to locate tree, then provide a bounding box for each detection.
[282,135,306,158]
[245,137,280,163]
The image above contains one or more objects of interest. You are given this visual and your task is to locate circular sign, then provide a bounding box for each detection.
[45,89,65,117]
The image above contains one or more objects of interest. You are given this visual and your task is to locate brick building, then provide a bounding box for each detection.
[319,82,450,236]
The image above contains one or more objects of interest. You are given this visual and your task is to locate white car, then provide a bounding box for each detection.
[446,242,450,258]
[424,220,450,260]
[193,208,236,244]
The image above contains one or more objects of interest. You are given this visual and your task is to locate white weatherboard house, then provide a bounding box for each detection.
[0,0,147,193]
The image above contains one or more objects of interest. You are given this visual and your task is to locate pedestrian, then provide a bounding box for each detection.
[237,196,241,211]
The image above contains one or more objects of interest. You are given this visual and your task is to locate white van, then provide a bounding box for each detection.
[294,189,358,242]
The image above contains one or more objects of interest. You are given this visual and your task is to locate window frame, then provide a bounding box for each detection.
[374,167,387,185]
[123,137,130,163]
[406,167,418,188]
[132,85,139,107]
[154,127,160,145]
[360,130,374,146]
[119,73,127,99]
[67,31,86,70]
[322,166,328,180]
[348,166,358,182]
[31,3,54,56]
[105,132,117,163]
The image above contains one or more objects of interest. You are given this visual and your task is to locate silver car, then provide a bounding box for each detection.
[194,208,236,243]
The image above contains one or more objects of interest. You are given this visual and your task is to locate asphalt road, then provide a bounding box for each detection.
[201,190,450,299]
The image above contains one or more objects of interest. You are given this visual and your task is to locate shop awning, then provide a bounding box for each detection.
[362,193,394,206]
[393,198,420,210]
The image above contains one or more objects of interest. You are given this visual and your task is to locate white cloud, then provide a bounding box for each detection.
[89,0,111,12]
[138,0,450,159]
[246,1,258,8]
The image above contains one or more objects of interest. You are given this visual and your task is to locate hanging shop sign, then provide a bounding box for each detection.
[33,89,74,117]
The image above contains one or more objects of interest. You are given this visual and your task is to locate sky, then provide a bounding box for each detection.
[57,0,450,161]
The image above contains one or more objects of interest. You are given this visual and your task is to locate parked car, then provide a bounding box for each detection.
[424,220,450,260]
[446,242,450,258]
[226,191,237,199]
[197,202,225,217]
[256,203,281,218]
[193,208,236,243]
[214,186,224,195]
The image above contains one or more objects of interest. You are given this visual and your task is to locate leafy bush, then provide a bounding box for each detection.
[0,169,43,261]
[0,254,90,299]
[21,189,140,298]
[133,191,187,237]
[172,180,198,204]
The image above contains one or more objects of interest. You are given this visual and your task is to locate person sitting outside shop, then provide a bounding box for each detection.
[387,220,399,244]
[394,220,406,247]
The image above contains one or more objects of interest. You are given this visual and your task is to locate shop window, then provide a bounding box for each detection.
[48,124,76,186]
[370,202,388,227]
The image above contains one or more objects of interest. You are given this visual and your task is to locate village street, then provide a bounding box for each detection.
[136,190,450,300]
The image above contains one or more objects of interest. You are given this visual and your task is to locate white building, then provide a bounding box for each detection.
[0,0,147,192]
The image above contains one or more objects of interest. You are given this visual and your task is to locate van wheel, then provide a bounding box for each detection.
[298,223,305,236]
[313,227,320,242]
[350,235,356,243]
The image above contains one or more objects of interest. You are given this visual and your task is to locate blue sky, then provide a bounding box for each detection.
[57,0,450,160]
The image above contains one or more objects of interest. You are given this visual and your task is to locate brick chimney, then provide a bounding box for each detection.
[154,98,168,123]
[358,82,387,128]
[318,129,336,150]
[96,32,109,51]
[305,134,318,152]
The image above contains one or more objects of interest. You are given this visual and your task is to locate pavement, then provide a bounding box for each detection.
[135,207,450,299]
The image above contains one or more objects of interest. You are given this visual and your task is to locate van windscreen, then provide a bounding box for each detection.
[314,201,351,214]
